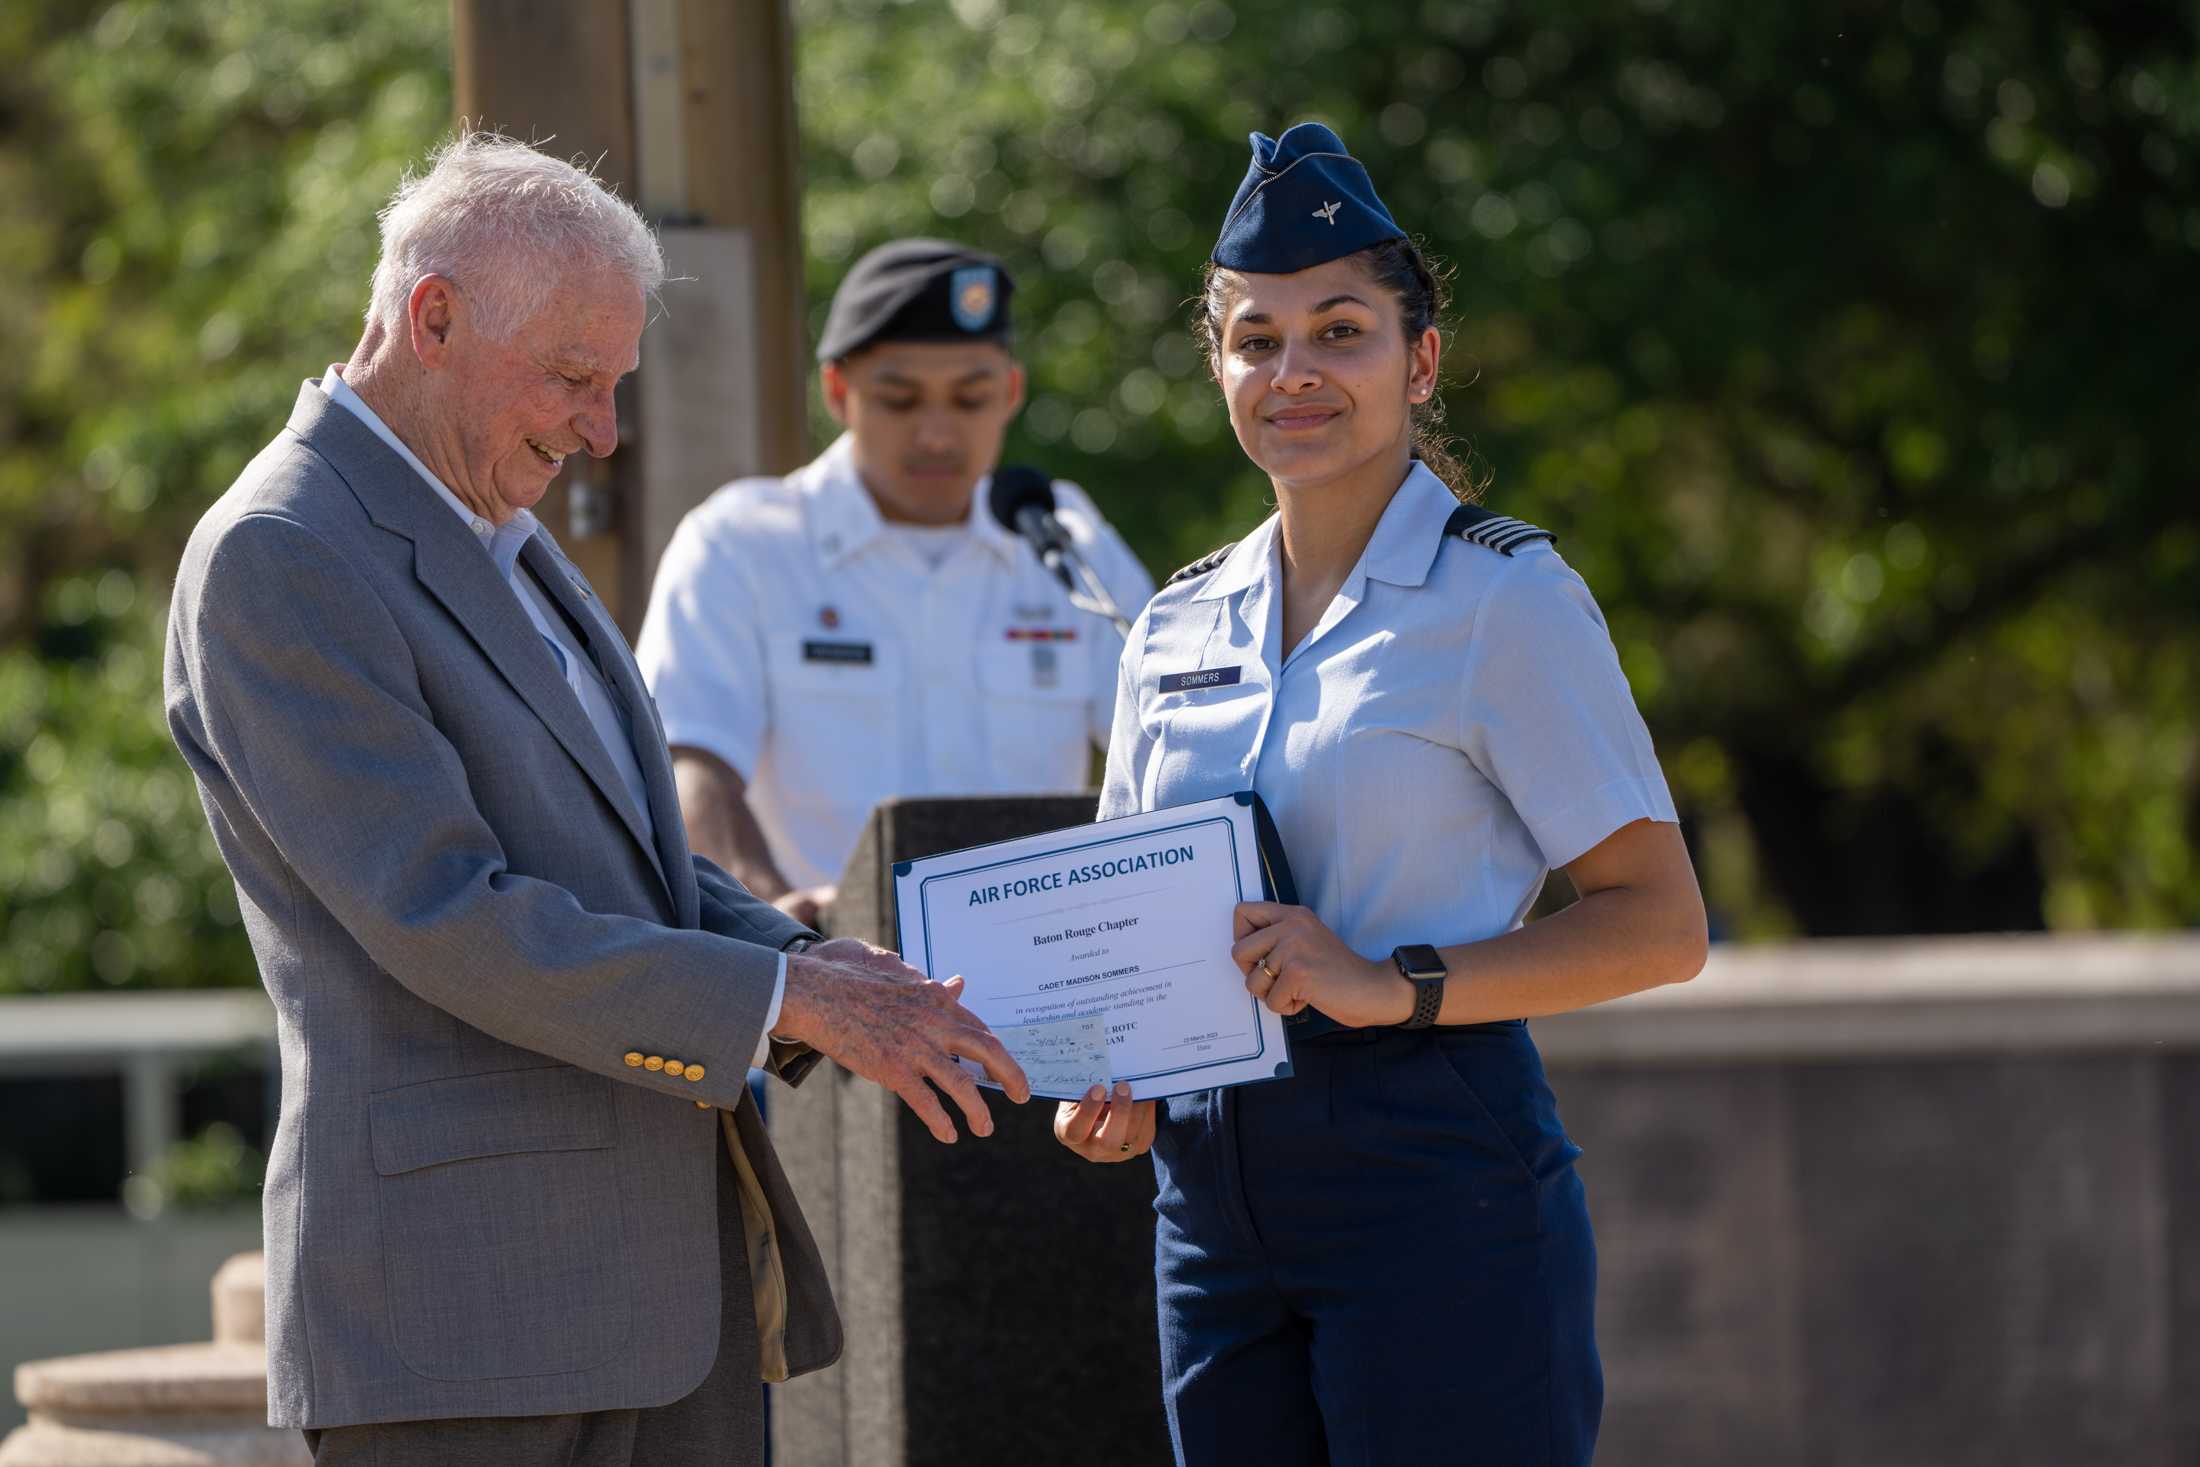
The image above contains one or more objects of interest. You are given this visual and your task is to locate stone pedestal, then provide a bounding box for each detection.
[777,796,1173,1467]
[2,1253,305,1467]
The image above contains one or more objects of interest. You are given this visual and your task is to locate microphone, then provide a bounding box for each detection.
[987,465,1132,634]
[989,465,1074,586]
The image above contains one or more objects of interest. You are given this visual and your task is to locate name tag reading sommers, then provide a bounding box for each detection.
[893,793,1295,1101]
[1158,666,1242,694]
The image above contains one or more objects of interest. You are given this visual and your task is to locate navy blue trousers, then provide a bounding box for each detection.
[1152,1023,1601,1467]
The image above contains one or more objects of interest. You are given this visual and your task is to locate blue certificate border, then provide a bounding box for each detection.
[907,809,1273,1087]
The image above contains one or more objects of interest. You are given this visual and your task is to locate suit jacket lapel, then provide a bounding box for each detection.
[414,530,672,896]
[287,386,673,904]
[521,536,699,928]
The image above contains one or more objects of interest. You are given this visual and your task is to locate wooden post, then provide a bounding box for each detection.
[450,0,641,619]
[625,0,811,633]
[449,0,809,633]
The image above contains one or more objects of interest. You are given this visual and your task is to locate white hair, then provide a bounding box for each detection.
[366,132,664,341]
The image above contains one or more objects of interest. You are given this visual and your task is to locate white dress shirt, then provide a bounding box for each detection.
[318,369,786,1057]
[636,433,1156,890]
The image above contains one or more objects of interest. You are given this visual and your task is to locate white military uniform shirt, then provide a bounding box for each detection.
[1100,463,1676,961]
[637,434,1156,891]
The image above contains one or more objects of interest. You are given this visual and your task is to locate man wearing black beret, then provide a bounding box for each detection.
[637,240,1154,926]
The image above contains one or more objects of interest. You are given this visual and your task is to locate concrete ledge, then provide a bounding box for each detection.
[14,1346,268,1417]
[0,1415,305,1467]
[1536,933,2200,1063]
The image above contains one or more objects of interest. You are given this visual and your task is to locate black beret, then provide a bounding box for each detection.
[816,238,1015,362]
[1213,123,1406,274]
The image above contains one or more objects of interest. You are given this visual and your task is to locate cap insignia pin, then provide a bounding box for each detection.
[1313,200,1343,225]
[950,266,997,331]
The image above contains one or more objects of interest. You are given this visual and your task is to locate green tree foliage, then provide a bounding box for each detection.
[0,0,451,991]
[138,1121,266,1213]
[1,1,2193,998]
[796,0,2199,936]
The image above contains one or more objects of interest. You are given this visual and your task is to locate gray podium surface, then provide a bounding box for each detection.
[774,804,2200,1467]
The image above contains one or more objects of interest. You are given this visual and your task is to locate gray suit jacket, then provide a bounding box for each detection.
[164,383,843,1429]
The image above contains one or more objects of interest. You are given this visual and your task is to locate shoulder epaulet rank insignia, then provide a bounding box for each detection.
[1443,504,1555,557]
[1166,541,1239,586]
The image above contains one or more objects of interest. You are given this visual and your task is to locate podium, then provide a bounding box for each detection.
[769,796,1172,1467]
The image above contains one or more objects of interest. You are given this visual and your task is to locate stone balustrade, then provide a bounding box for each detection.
[1,1253,305,1467]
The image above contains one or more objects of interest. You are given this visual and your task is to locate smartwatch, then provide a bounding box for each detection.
[1391,944,1447,1029]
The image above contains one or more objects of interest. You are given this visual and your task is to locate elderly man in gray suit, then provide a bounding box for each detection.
[163,133,1029,1466]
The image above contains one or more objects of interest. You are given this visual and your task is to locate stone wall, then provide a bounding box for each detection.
[774,930,2200,1466]
[1537,934,2198,1467]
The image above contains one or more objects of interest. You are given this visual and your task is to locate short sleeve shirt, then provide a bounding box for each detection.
[1098,463,1676,959]
[637,435,1156,890]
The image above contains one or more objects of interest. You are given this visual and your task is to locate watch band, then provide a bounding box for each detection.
[1392,944,1447,1030]
[1404,977,1444,1029]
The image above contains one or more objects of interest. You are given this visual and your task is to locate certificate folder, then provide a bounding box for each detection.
[1243,790,1299,906]
[892,792,1299,1100]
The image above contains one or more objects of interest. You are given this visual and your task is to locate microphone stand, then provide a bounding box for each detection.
[998,468,1134,636]
[1020,513,1133,636]
[1061,555,1133,637]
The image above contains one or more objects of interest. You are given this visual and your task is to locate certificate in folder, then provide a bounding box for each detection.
[892,792,1298,1101]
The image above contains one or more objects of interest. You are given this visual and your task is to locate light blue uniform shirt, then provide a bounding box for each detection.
[1100,464,1676,960]
[318,370,787,1051]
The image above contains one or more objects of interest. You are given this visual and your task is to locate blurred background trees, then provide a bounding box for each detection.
[1,0,450,992]
[3,0,2194,994]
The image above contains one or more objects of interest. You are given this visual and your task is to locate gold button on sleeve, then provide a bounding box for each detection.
[623,1052,645,1068]
[644,1055,665,1072]
[664,1060,686,1078]
[683,1065,705,1083]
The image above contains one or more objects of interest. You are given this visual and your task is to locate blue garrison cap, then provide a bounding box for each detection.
[1212,123,1406,274]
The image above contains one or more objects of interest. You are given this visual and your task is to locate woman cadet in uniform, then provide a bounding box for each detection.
[1053,123,1709,1466]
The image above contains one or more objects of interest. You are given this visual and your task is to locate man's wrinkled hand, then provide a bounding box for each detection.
[806,936,924,983]
[771,943,1030,1143]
